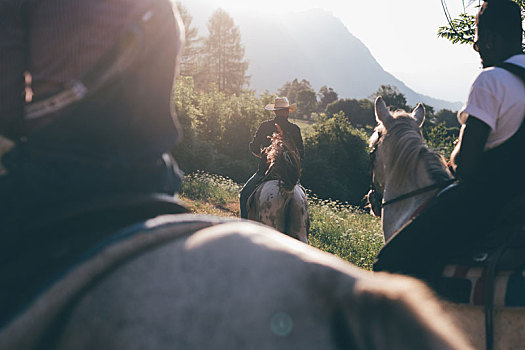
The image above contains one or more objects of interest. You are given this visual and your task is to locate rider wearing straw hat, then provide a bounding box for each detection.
[239,97,304,219]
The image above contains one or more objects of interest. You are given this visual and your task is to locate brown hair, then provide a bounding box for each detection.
[264,124,301,190]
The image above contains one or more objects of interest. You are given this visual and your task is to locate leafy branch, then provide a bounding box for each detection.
[438,0,525,46]
[437,13,476,45]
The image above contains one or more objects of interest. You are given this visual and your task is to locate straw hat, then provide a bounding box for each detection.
[264,97,297,112]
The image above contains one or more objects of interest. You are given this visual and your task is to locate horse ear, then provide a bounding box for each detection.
[374,96,393,127]
[412,103,425,128]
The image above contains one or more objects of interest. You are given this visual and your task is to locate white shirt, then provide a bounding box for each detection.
[458,54,525,150]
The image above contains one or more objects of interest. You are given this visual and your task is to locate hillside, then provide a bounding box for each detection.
[181,3,462,111]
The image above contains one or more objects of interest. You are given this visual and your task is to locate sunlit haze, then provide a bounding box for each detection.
[180,0,482,104]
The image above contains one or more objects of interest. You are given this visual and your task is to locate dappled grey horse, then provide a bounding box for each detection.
[0,208,472,349]
[247,126,309,243]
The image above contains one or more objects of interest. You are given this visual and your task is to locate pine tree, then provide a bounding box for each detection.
[176,2,200,77]
[202,9,249,95]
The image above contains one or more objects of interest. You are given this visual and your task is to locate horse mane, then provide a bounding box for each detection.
[371,111,451,189]
[264,124,301,191]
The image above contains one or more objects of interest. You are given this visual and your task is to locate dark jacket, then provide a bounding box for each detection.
[249,116,304,174]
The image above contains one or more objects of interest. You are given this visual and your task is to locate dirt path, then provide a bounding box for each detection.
[180,197,240,218]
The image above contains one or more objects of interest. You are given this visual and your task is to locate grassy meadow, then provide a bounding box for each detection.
[180,171,383,270]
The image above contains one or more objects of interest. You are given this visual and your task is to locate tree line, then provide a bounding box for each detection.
[172,76,371,205]
[177,4,249,95]
[177,3,459,124]
[172,76,459,206]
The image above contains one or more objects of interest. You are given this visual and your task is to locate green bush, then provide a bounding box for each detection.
[302,113,370,206]
[307,191,383,270]
[172,77,270,183]
[325,98,375,128]
[174,78,458,207]
[180,172,383,270]
[423,121,459,158]
[181,171,241,206]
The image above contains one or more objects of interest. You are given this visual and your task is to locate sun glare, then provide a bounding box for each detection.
[181,0,480,102]
[217,0,318,14]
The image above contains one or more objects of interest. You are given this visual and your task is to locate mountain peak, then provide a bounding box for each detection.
[183,4,462,111]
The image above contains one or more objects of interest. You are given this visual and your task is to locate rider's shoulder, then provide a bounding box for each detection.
[289,121,301,130]
[258,119,276,129]
[478,55,525,84]
[470,56,525,100]
[262,118,277,124]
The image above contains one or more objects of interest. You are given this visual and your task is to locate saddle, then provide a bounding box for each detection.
[437,194,525,350]
[0,193,188,329]
[437,190,525,305]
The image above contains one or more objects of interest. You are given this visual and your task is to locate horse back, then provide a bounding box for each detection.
[5,218,473,350]
[286,186,309,243]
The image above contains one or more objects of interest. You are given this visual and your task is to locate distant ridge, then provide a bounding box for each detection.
[182,4,463,111]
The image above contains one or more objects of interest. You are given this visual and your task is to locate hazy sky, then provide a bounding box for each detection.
[184,0,482,103]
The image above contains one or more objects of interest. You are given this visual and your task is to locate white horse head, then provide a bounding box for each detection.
[369,97,452,241]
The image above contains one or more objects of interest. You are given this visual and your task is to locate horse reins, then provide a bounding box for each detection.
[381,179,456,207]
[368,130,456,214]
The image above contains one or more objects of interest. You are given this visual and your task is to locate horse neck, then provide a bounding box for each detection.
[269,154,300,191]
[266,137,300,191]
[380,138,451,241]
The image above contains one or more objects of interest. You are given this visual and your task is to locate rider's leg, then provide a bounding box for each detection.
[239,172,264,219]
[373,181,510,285]
[373,184,481,282]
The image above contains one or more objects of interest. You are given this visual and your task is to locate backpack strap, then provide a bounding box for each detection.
[496,62,525,84]
[482,60,525,350]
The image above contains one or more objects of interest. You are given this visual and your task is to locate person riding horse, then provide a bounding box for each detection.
[374,0,525,285]
[239,97,304,219]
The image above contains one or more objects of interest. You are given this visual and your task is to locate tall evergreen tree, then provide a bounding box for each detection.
[176,2,200,77]
[202,9,249,95]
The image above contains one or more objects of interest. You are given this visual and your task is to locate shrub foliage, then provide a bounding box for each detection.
[302,113,370,205]
[172,77,456,206]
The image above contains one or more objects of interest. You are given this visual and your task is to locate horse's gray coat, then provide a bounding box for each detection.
[0,214,471,349]
[248,180,309,243]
